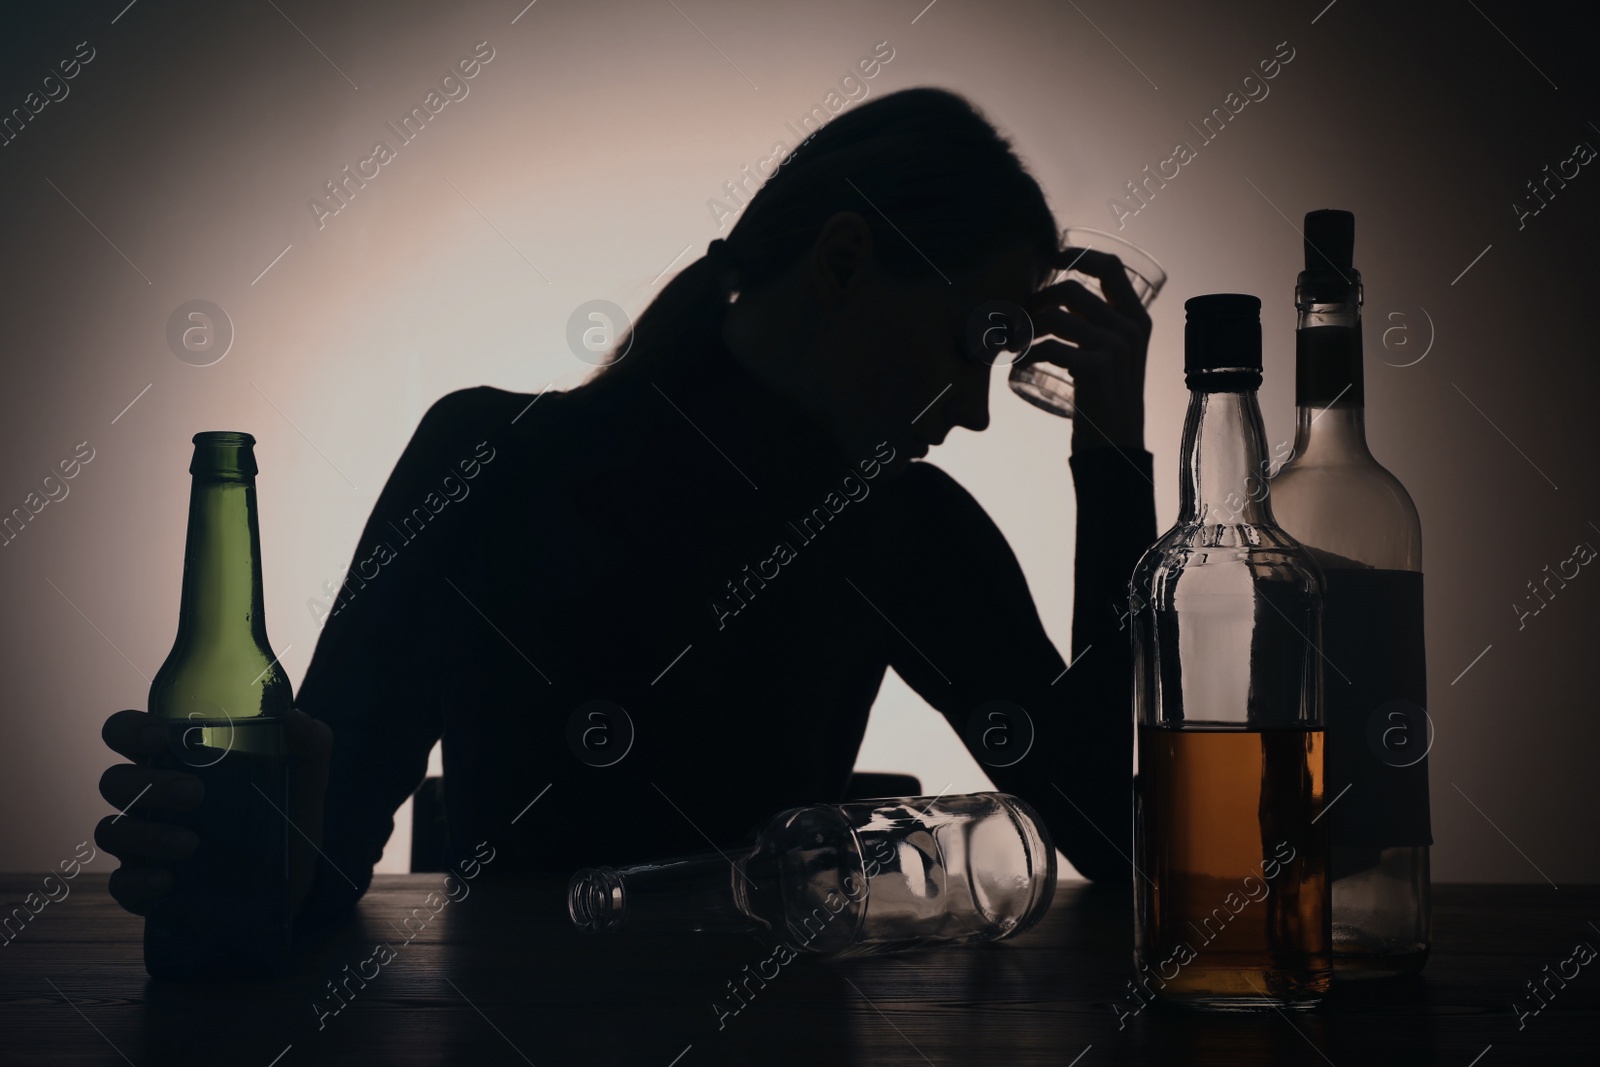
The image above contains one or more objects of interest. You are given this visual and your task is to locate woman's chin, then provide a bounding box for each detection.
[880,440,926,477]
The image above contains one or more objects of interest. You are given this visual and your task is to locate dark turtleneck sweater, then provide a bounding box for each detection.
[293,352,1156,939]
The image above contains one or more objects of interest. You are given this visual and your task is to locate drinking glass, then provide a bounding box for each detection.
[1008,226,1168,418]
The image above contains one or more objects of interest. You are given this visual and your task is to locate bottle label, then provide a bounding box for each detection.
[1296,325,1363,407]
[1321,568,1432,848]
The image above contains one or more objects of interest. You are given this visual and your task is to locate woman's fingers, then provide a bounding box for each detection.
[102,709,168,762]
[101,708,205,814]
[100,708,199,919]
[1026,250,1152,386]
[94,812,198,863]
[98,762,203,812]
[1047,247,1150,323]
[1022,338,1107,379]
[97,709,333,922]
[1032,275,1126,335]
[1028,266,1149,372]
[1025,304,1126,368]
[1027,248,1153,450]
[107,859,174,916]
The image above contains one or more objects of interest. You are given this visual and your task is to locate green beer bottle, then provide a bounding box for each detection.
[145,432,293,979]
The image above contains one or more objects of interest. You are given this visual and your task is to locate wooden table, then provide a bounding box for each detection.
[2,874,1593,1065]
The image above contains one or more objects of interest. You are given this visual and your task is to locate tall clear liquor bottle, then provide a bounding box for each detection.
[1270,210,1431,978]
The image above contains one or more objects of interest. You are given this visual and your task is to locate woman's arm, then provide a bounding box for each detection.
[291,387,495,943]
[1059,444,1157,879]
[860,449,1154,885]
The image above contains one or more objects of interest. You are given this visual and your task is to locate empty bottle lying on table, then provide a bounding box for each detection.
[568,792,1055,957]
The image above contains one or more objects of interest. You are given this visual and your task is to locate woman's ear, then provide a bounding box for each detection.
[808,211,875,307]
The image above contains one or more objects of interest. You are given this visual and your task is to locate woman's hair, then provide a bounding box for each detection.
[575,86,1060,393]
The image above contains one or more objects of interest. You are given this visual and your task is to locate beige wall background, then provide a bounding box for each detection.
[1,0,1594,882]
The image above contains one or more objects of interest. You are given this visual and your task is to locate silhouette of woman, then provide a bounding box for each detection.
[97,87,1155,943]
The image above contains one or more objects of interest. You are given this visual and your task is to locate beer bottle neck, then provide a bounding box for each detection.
[173,434,271,656]
[177,477,268,643]
[568,845,767,935]
[151,432,292,723]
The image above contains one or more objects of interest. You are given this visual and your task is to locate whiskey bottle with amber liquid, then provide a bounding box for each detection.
[1130,294,1331,1009]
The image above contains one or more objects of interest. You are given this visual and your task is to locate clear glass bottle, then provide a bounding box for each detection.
[568,792,1055,958]
[145,432,294,980]
[1130,294,1331,1009]
[1270,210,1431,978]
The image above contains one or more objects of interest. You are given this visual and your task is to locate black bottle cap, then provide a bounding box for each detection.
[1304,209,1354,273]
[1184,294,1262,391]
[1300,209,1358,302]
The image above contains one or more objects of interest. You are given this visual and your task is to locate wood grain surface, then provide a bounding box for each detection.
[1,874,1593,1065]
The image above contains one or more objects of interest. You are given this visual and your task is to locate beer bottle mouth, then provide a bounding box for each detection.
[568,867,626,933]
[190,431,258,479]
[193,430,256,446]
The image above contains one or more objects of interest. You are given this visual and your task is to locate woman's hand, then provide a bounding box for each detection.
[1023,247,1152,452]
[96,707,333,923]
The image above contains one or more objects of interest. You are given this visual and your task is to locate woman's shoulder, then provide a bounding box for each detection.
[883,458,983,513]
[413,383,619,453]
[869,458,1005,553]
[411,382,663,488]
[419,384,574,431]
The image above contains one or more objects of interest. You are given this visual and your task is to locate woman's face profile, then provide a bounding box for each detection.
[791,219,1046,474]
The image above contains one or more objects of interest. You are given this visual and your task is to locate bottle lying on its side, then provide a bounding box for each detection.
[569,791,1055,958]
